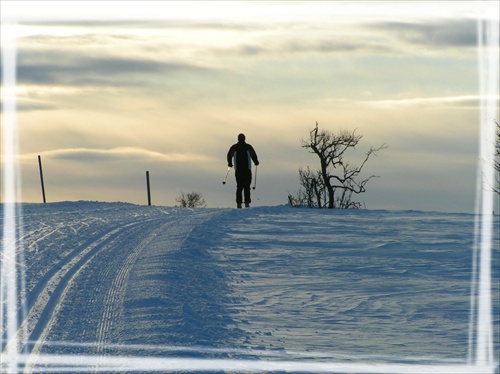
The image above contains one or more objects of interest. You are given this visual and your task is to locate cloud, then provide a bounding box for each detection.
[17,50,210,86]
[362,95,484,109]
[16,101,58,112]
[230,39,370,57]
[21,147,213,163]
[20,19,262,31]
[368,19,477,48]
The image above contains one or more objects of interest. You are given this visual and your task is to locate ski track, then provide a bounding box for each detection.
[1,202,178,369]
[1,202,498,372]
[94,220,168,355]
[17,204,232,361]
[3,219,132,353]
[19,219,165,371]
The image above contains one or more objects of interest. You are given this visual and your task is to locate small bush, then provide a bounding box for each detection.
[175,191,206,208]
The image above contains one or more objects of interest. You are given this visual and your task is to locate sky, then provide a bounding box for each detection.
[1,1,499,213]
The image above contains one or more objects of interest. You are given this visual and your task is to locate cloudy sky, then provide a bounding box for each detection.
[2,1,499,212]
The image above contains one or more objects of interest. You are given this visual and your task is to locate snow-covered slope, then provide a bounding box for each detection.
[2,202,499,372]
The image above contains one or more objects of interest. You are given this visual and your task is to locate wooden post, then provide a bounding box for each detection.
[38,155,47,203]
[146,171,151,206]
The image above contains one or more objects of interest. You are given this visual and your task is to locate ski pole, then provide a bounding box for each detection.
[253,165,258,190]
[222,166,231,185]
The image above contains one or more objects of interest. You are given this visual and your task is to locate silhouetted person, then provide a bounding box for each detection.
[227,133,259,208]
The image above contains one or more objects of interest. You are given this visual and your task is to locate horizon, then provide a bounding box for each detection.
[1,200,497,217]
[1,1,499,213]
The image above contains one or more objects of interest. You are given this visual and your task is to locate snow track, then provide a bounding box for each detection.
[13,204,229,364]
[95,219,168,354]
[20,219,164,369]
[0,202,216,370]
[4,221,130,351]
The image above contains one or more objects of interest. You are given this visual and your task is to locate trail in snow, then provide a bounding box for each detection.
[1,202,498,371]
[3,202,175,370]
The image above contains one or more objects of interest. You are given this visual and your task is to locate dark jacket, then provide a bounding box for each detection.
[227,141,259,171]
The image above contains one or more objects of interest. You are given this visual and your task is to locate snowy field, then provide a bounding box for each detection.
[1,201,499,373]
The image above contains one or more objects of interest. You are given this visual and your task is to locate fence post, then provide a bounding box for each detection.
[146,171,151,206]
[38,155,46,203]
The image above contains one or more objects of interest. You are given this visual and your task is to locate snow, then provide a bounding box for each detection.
[1,201,499,373]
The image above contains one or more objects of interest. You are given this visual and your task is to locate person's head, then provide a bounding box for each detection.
[238,133,246,142]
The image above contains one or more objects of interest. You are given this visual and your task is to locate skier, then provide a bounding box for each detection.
[227,133,259,208]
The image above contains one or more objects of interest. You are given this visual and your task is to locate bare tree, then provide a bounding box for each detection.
[288,166,326,208]
[176,191,206,208]
[291,122,387,209]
